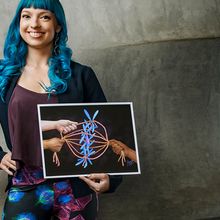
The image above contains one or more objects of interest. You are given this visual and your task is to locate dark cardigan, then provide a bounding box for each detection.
[0,61,122,197]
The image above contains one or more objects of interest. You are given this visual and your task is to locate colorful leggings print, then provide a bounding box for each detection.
[2,180,98,220]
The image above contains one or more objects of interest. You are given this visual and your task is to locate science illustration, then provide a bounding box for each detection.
[51,109,133,168]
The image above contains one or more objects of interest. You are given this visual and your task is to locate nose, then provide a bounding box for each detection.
[30,17,41,28]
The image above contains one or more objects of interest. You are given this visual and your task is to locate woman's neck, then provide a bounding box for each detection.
[25,46,52,68]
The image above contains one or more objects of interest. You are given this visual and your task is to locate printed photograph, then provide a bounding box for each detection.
[38,102,140,178]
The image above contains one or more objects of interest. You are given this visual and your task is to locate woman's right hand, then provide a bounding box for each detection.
[0,152,16,176]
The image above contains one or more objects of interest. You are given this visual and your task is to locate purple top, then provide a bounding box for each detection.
[8,84,57,170]
[12,166,45,186]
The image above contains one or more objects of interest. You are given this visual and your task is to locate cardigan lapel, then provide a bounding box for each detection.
[57,76,83,103]
[5,74,20,104]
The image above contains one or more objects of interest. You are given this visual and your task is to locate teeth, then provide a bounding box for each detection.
[29,32,43,37]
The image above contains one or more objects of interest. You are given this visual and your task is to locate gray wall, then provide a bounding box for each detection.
[0,1,220,219]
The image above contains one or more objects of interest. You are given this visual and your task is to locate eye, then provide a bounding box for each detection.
[21,14,31,19]
[40,15,51,21]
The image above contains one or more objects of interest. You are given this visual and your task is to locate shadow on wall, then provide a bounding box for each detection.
[77,38,220,220]
[0,37,220,220]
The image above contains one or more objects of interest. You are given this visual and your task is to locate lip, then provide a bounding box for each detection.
[28,31,45,38]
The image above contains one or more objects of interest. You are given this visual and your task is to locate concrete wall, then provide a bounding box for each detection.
[0,0,220,219]
[1,0,220,53]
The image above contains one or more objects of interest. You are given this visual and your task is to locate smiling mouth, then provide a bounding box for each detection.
[28,32,45,38]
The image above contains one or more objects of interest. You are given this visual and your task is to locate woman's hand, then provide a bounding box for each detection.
[55,120,78,134]
[109,139,137,162]
[41,120,78,134]
[109,139,130,155]
[79,173,110,193]
[0,152,16,176]
[43,137,65,152]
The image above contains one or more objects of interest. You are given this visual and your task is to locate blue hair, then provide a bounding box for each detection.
[0,0,72,100]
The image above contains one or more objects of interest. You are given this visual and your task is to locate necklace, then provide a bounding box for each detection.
[38,80,56,94]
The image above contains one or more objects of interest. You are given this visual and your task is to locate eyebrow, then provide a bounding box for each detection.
[21,9,52,15]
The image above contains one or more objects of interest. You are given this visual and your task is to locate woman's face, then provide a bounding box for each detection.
[19,7,61,50]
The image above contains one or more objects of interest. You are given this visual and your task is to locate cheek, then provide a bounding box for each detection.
[19,26,25,39]
[47,26,57,39]
[19,22,27,33]
[19,27,26,39]
[46,29,56,41]
[19,24,29,43]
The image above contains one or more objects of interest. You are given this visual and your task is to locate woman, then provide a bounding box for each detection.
[0,0,122,219]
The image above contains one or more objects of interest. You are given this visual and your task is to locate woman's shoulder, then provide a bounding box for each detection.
[70,60,95,78]
[70,60,93,73]
[68,60,106,102]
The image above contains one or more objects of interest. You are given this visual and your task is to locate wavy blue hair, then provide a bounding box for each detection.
[0,0,72,100]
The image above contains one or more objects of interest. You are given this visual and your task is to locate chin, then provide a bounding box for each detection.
[30,45,52,50]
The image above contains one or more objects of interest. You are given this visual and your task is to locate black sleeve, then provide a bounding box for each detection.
[82,66,123,193]
[0,146,7,162]
[0,125,7,164]
[107,174,123,193]
[82,67,107,103]
[0,107,8,162]
[0,104,9,163]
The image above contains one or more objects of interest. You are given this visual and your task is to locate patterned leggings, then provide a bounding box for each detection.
[2,180,98,220]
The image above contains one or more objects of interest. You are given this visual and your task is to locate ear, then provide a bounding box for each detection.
[56,25,61,33]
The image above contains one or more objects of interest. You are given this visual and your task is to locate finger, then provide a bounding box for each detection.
[4,158,16,167]
[8,159,16,166]
[119,141,127,148]
[65,120,77,127]
[67,125,75,131]
[109,140,119,147]
[111,139,119,144]
[59,139,65,144]
[60,120,70,126]
[1,165,14,176]
[109,139,116,145]
[64,126,73,133]
[66,126,71,132]
[88,173,107,180]
[79,175,95,183]
[69,124,77,130]
[79,176,100,192]
[79,176,88,182]
[62,129,68,134]
[70,121,78,126]
[79,176,94,187]
[62,127,70,134]
[6,162,16,171]
[6,169,14,176]
[85,174,109,193]
[110,139,116,142]
[2,158,15,168]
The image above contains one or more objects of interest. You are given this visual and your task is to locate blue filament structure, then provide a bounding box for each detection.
[75,109,99,168]
[35,185,54,210]
[8,189,25,203]
[15,212,36,220]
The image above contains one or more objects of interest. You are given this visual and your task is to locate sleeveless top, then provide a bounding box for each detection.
[8,84,57,185]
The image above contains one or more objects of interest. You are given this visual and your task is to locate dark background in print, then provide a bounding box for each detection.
[40,104,139,177]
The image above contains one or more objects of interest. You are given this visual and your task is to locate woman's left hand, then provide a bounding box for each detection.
[79,173,110,193]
